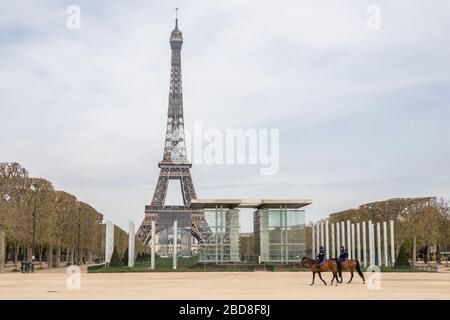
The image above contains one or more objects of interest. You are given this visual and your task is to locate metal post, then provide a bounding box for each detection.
[312,223,316,258]
[336,222,340,258]
[31,194,37,271]
[173,220,177,270]
[383,221,388,267]
[351,223,355,260]
[77,205,81,265]
[356,223,361,262]
[376,222,381,267]
[346,220,351,259]
[362,221,367,267]
[368,220,373,266]
[390,220,395,266]
[151,220,155,270]
[331,223,335,259]
[325,220,329,259]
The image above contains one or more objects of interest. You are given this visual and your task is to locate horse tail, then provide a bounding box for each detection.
[356,260,365,281]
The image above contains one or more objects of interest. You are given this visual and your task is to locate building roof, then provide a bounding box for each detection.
[189,199,312,209]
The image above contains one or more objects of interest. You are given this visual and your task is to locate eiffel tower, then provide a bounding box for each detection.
[137,14,206,246]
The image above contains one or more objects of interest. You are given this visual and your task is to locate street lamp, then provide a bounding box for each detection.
[30,182,39,273]
[77,204,81,265]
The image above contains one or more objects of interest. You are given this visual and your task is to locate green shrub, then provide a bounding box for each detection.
[395,242,411,267]
[109,247,123,267]
[122,248,129,265]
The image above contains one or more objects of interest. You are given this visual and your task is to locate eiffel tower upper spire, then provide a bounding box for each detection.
[163,9,187,164]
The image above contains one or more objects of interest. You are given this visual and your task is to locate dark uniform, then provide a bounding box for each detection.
[316,247,326,266]
[337,247,348,274]
[338,247,348,264]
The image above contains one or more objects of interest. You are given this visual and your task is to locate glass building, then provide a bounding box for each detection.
[196,206,240,262]
[157,212,192,256]
[254,207,306,263]
[190,199,311,264]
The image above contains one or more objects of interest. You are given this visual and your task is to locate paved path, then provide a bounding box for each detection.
[1,271,450,300]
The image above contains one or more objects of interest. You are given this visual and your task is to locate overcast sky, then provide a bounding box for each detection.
[1,1,449,232]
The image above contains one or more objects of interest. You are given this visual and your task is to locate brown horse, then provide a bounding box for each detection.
[300,257,340,286]
[337,259,365,284]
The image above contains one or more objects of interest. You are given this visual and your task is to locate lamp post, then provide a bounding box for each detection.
[77,204,81,266]
[31,183,39,272]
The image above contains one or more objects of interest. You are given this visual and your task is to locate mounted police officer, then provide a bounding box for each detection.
[315,246,326,271]
[337,246,348,275]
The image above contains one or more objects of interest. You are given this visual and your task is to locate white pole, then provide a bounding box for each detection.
[368,220,373,266]
[346,220,351,259]
[362,221,367,267]
[316,222,320,255]
[312,223,316,257]
[356,223,361,262]
[390,220,395,266]
[376,222,382,267]
[331,223,335,259]
[383,221,388,267]
[372,221,376,266]
[371,222,376,266]
[151,220,155,270]
[128,221,135,268]
[320,220,324,248]
[336,222,340,258]
[351,223,355,260]
[341,221,346,249]
[173,220,177,270]
[325,220,329,259]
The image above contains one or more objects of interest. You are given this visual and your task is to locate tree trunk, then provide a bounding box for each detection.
[412,235,417,267]
[39,245,43,268]
[47,245,53,269]
[87,249,92,264]
[70,247,74,265]
[0,225,5,273]
[27,246,32,262]
[436,244,441,264]
[55,247,61,266]
[14,244,19,270]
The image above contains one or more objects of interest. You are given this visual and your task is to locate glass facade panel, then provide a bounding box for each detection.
[255,207,306,263]
[198,207,240,263]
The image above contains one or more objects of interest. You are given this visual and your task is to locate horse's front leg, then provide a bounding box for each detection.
[317,271,327,286]
[310,270,315,286]
[347,270,354,284]
[331,272,338,286]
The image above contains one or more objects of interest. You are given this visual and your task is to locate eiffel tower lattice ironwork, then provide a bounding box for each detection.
[137,15,207,245]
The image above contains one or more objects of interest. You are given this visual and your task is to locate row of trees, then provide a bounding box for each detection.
[326,197,450,265]
[0,162,147,269]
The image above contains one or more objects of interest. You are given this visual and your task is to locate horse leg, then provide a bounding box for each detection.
[331,272,338,286]
[317,271,327,286]
[310,271,315,286]
[347,270,354,284]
